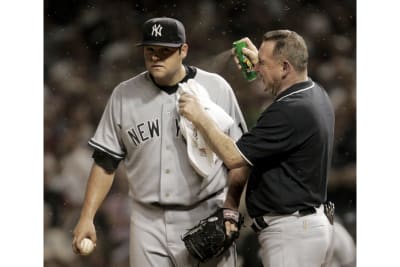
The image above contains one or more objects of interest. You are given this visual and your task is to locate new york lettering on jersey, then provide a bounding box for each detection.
[126,118,182,147]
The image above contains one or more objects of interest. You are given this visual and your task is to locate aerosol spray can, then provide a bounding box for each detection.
[233,40,257,81]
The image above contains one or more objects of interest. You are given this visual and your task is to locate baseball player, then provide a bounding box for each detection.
[179,30,335,267]
[71,17,248,267]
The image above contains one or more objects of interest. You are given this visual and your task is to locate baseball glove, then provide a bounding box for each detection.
[181,208,244,262]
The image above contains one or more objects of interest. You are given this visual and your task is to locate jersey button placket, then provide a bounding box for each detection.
[160,102,175,203]
[163,168,172,199]
[164,146,171,194]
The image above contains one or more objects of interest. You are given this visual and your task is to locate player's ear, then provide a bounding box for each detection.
[180,43,189,59]
[281,60,290,79]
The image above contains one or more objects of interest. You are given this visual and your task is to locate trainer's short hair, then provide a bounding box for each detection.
[263,30,308,72]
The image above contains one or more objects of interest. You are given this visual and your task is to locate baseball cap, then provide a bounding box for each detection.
[136,17,186,47]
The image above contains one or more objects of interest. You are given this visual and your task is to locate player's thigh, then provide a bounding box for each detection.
[201,244,237,267]
[129,221,173,267]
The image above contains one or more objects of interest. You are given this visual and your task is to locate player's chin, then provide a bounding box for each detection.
[149,69,166,79]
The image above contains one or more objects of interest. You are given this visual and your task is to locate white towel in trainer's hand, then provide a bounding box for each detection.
[177,79,234,178]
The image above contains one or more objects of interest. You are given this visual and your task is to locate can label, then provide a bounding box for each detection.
[233,40,257,81]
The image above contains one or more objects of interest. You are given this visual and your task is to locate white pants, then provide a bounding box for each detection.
[129,198,237,267]
[257,205,333,267]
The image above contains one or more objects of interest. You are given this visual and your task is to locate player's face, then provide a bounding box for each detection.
[255,41,283,96]
[144,44,188,85]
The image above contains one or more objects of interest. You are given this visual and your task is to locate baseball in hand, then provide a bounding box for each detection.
[79,238,95,255]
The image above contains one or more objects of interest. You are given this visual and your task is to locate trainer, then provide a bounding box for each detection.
[179,30,335,267]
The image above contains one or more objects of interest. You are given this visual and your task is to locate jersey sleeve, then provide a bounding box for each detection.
[88,86,126,160]
[236,106,294,165]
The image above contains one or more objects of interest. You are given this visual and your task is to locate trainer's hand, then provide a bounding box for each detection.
[225,220,239,238]
[232,37,259,69]
[178,93,208,124]
[72,217,97,255]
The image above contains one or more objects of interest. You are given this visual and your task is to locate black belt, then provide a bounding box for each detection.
[150,188,224,211]
[297,206,317,216]
[251,206,317,233]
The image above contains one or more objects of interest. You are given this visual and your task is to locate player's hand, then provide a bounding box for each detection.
[231,37,259,69]
[178,93,208,124]
[72,217,97,255]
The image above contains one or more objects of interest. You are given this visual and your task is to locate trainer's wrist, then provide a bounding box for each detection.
[223,196,240,210]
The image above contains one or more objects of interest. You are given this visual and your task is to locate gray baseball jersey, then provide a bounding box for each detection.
[88,67,247,266]
[89,67,246,205]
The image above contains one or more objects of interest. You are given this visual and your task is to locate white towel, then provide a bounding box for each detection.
[177,79,234,178]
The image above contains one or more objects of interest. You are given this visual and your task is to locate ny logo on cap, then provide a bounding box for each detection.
[151,24,163,37]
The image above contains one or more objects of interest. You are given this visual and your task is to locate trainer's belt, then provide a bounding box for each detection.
[251,206,317,233]
[150,188,224,211]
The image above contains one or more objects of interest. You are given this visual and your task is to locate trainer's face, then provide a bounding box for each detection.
[144,44,188,85]
[255,41,283,96]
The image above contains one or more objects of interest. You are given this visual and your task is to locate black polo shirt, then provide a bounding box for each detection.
[236,78,335,218]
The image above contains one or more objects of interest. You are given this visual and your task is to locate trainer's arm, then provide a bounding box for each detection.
[224,166,250,210]
[178,94,248,169]
[72,163,115,254]
[224,166,250,236]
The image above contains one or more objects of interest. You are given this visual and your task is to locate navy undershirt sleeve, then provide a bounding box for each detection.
[92,148,121,173]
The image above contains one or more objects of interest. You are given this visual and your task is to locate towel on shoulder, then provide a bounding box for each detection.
[176,79,234,178]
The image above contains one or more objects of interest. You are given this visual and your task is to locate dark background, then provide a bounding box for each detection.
[44,1,356,266]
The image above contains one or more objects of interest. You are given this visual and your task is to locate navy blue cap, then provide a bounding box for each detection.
[136,17,186,47]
